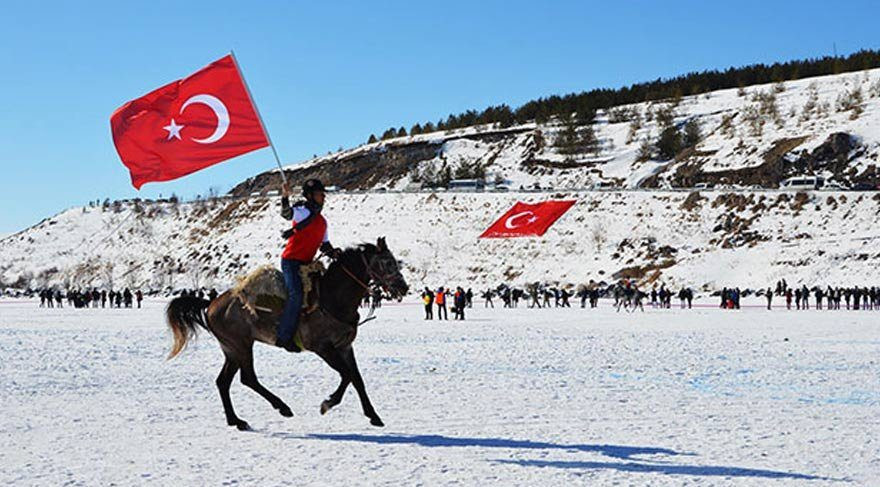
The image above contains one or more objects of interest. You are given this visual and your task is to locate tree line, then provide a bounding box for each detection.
[366,49,880,143]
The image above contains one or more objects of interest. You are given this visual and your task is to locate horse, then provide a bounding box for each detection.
[613,284,645,313]
[165,237,409,431]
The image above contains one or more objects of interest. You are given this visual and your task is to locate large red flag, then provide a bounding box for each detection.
[110,55,269,189]
[479,200,576,238]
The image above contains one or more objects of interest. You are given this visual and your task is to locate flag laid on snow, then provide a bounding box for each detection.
[479,200,576,238]
[110,55,269,189]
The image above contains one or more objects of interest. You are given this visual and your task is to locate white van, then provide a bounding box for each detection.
[780,176,824,190]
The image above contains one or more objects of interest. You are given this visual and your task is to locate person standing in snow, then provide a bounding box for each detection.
[136,289,143,309]
[435,287,448,320]
[483,289,495,308]
[421,287,434,319]
[766,287,773,310]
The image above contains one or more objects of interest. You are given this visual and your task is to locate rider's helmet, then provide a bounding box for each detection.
[302,178,326,198]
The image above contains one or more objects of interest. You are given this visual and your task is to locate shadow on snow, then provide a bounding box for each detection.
[289,433,842,481]
[287,433,687,461]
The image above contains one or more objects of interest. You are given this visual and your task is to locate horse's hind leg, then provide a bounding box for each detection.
[216,355,249,431]
[238,347,293,418]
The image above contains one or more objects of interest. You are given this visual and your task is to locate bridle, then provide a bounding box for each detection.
[331,250,399,298]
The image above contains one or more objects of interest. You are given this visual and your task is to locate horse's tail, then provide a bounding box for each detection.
[166,296,212,360]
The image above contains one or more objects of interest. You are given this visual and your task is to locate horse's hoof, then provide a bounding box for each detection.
[320,400,333,415]
[278,407,293,418]
[232,420,251,431]
[370,417,385,427]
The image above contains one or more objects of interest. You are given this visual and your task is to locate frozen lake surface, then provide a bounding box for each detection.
[1,297,877,485]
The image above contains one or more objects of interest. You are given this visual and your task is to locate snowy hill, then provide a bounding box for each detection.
[233,69,880,196]
[2,188,880,293]
[3,68,880,293]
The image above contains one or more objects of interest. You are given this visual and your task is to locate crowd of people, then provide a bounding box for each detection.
[419,278,880,316]
[38,288,143,309]
[761,279,880,310]
[36,287,220,309]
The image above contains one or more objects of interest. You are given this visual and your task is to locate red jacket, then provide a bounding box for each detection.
[282,214,327,262]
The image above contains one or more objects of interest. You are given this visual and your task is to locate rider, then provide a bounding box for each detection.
[276,178,341,352]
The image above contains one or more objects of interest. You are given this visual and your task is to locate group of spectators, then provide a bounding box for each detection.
[420,287,473,320]
[36,287,221,309]
[762,279,880,310]
[38,288,143,309]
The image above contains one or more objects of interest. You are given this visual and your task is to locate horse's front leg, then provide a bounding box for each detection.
[321,376,350,414]
[343,347,383,427]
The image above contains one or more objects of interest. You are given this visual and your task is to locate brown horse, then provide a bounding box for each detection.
[165,237,409,431]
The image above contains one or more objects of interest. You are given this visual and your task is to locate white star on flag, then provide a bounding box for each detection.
[163,118,184,140]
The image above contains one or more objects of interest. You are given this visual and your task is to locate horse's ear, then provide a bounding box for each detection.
[377,236,387,251]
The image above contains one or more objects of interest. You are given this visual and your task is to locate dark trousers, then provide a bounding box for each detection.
[424,304,433,319]
[437,303,448,320]
[278,259,303,344]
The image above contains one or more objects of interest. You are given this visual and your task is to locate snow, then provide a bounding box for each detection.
[1,297,877,484]
[3,189,880,293]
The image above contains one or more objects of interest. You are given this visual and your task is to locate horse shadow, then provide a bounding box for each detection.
[284,433,843,482]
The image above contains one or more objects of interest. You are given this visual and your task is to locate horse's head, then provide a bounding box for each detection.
[364,237,409,300]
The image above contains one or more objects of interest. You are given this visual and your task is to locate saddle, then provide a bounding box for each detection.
[232,262,325,318]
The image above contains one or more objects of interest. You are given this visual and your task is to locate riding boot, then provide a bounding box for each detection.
[276,337,302,353]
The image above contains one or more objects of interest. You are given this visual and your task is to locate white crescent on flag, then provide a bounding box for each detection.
[180,94,230,144]
[504,211,538,229]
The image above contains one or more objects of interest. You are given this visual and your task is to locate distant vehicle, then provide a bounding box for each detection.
[374,186,388,192]
[324,185,339,192]
[492,184,510,192]
[780,176,824,190]
[265,189,280,197]
[852,182,879,191]
[591,181,616,190]
[823,180,849,190]
[448,179,485,192]
[693,182,714,190]
[746,184,762,190]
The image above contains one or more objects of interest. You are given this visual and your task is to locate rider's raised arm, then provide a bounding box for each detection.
[280,195,293,220]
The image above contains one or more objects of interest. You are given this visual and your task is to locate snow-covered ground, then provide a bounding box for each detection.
[1,297,877,485]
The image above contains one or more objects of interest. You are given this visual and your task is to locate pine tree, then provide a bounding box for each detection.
[368,134,378,144]
[410,123,422,135]
[655,126,682,160]
[423,122,435,133]
[579,124,598,153]
[683,119,701,148]
[554,116,580,155]
[397,127,407,137]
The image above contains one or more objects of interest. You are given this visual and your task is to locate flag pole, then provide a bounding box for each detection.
[229,50,288,187]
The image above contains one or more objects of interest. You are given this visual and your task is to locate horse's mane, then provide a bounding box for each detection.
[326,243,378,275]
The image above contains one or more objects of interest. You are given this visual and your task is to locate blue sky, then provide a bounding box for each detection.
[1,0,878,234]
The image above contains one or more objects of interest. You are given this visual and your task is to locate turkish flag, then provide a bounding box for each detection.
[110,55,269,189]
[479,200,576,238]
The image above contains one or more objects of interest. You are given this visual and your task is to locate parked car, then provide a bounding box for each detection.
[780,176,824,190]
[823,180,849,190]
[693,182,714,190]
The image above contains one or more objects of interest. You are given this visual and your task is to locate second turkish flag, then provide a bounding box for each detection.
[110,55,269,189]
[479,200,576,238]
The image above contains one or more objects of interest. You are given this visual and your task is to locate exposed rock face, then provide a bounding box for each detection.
[230,128,532,196]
